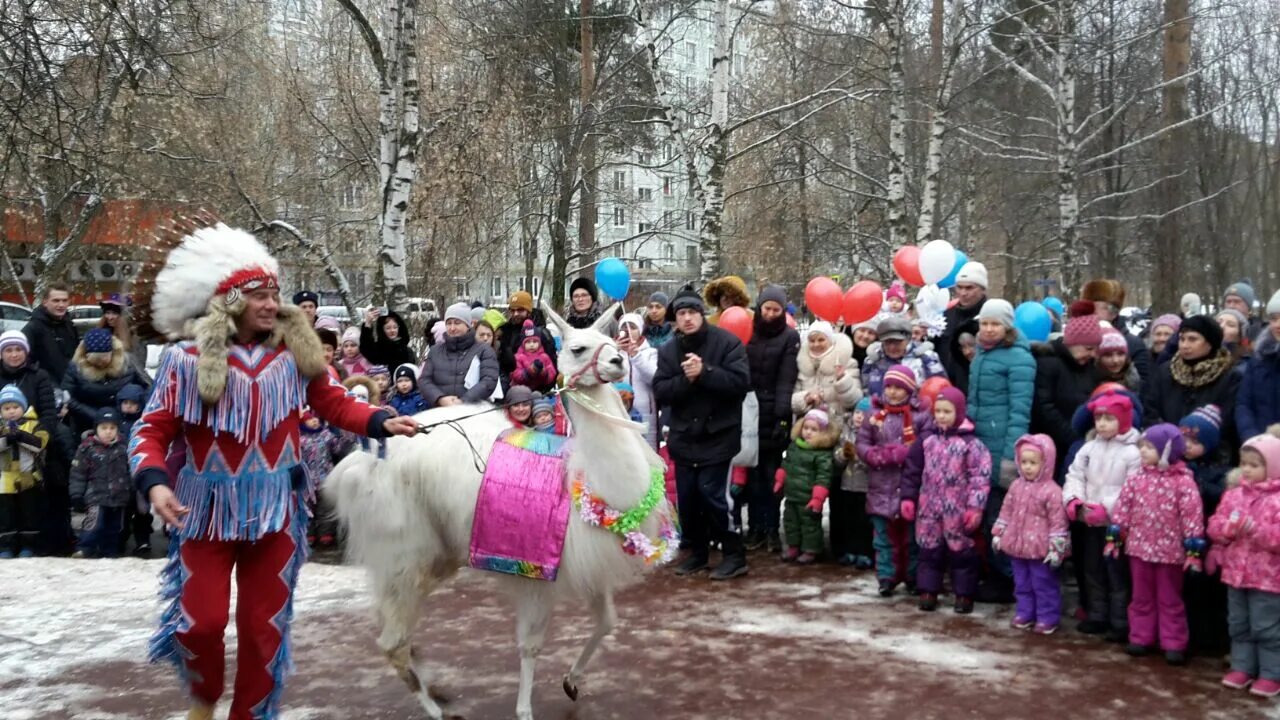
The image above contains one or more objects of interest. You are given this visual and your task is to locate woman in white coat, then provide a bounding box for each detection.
[619,313,659,448]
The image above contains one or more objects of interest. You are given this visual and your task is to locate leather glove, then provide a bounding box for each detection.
[806,485,829,514]
[998,459,1018,489]
[900,499,916,522]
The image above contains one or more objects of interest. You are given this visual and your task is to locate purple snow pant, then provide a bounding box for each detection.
[1129,557,1188,651]
[1011,557,1061,627]
[917,545,979,598]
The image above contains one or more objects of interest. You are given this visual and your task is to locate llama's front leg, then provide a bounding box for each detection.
[515,591,553,720]
[377,572,444,720]
[563,591,616,702]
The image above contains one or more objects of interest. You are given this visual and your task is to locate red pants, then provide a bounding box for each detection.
[170,521,302,719]
[1129,557,1188,652]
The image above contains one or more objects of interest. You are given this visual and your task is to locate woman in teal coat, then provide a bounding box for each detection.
[966,299,1037,600]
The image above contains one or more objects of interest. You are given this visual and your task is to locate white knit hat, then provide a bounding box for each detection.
[1267,290,1280,317]
[954,262,989,290]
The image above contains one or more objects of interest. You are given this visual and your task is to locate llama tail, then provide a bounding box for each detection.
[326,448,431,568]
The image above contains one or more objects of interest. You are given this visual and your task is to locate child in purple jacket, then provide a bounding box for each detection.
[993,433,1070,634]
[900,386,990,614]
[1108,423,1205,665]
[857,364,930,596]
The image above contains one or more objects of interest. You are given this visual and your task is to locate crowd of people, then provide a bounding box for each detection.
[8,259,1280,703]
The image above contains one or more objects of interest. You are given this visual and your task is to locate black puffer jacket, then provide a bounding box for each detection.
[1144,350,1241,447]
[1030,339,1099,476]
[937,298,984,394]
[23,306,79,385]
[62,338,150,437]
[653,323,751,466]
[745,315,800,451]
[360,311,417,368]
[418,331,499,407]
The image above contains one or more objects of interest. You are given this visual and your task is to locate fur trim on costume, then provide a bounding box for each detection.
[72,336,127,382]
[192,298,326,405]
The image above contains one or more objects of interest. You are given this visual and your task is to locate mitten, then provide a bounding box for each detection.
[1044,535,1068,567]
[1183,537,1207,574]
[962,508,983,533]
[1103,524,1123,559]
[841,441,856,462]
[1083,503,1108,527]
[806,485,829,514]
[885,444,910,466]
[773,468,786,494]
[532,359,544,374]
[998,459,1018,489]
[1066,499,1082,522]
[900,499,916,522]
[730,467,749,498]
[1223,510,1250,540]
[991,534,1002,553]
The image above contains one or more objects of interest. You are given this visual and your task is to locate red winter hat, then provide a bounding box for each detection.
[1088,391,1134,434]
[1064,300,1103,347]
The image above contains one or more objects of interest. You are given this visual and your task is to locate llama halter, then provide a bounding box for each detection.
[570,469,678,566]
[564,343,615,388]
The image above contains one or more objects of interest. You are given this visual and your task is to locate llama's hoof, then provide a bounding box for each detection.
[563,674,579,702]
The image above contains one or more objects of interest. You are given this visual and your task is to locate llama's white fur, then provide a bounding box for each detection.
[327,302,670,720]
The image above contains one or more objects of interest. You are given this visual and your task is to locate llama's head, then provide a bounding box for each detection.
[542,301,626,388]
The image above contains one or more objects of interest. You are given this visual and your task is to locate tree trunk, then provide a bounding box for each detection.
[375,0,418,313]
[698,0,731,281]
[577,0,596,258]
[1152,0,1192,313]
[885,0,908,250]
[1054,0,1080,294]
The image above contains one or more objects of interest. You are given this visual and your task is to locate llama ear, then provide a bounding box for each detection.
[541,300,571,340]
[591,303,622,336]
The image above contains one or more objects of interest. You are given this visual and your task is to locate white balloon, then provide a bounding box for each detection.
[918,240,956,285]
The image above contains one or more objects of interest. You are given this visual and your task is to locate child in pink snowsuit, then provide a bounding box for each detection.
[993,433,1069,634]
[512,319,557,393]
[900,386,990,614]
[1109,423,1204,665]
[1209,432,1280,697]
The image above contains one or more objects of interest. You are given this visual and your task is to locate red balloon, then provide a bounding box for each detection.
[805,277,844,323]
[842,281,883,325]
[893,246,925,287]
[719,306,753,345]
[785,313,797,328]
[919,376,952,410]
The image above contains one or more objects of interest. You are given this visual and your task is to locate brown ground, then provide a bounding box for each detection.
[7,554,1279,720]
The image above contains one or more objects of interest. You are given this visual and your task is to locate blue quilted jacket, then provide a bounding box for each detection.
[967,333,1036,483]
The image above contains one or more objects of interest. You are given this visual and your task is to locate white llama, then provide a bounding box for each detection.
[327,303,674,720]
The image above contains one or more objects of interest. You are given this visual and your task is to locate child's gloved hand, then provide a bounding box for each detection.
[806,486,829,515]
[730,467,749,498]
[884,444,910,466]
[1044,536,1068,567]
[1103,524,1124,559]
[1223,510,1252,540]
[1082,503,1108,527]
[962,508,983,533]
[773,468,786,494]
[899,499,916,522]
[1183,537,1207,574]
[991,533,1003,553]
[1066,499,1082,522]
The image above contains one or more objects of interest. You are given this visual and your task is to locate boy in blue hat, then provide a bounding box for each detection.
[0,385,48,557]
[70,408,130,558]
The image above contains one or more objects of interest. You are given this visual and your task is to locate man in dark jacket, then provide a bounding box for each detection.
[936,262,987,394]
[1238,292,1280,441]
[743,285,800,553]
[1079,279,1152,388]
[497,291,556,390]
[23,282,78,386]
[1223,280,1266,344]
[654,285,751,580]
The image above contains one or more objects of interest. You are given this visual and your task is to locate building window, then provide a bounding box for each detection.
[662,177,672,195]
[613,241,628,258]
[637,151,651,165]
[686,212,696,231]
[685,41,696,63]
[638,187,652,201]
[686,245,698,267]
[532,278,542,296]
[664,143,674,161]
[613,206,625,227]
[663,210,674,226]
[663,243,675,261]
[613,170,626,191]
[638,222,651,234]
[490,276,502,297]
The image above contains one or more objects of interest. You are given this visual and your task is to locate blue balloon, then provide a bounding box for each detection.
[1041,296,1065,319]
[594,258,631,300]
[1014,301,1053,342]
[937,250,969,289]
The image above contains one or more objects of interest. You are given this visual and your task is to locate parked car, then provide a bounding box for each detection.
[68,305,103,333]
[403,297,438,318]
[0,302,31,333]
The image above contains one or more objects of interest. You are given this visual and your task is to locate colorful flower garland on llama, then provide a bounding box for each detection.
[571,469,679,566]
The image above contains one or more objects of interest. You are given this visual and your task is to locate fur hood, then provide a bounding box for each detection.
[342,374,381,403]
[791,418,842,449]
[797,331,854,380]
[72,336,128,382]
[703,275,751,310]
[191,300,325,405]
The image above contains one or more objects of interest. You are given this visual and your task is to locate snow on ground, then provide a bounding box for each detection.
[2,557,1279,719]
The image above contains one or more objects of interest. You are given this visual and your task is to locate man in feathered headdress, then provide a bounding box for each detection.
[128,220,418,720]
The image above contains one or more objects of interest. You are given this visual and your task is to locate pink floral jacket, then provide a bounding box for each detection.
[1208,479,1280,594]
[1111,461,1204,565]
[993,434,1069,561]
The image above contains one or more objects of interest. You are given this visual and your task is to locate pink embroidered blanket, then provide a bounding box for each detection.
[468,429,571,581]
